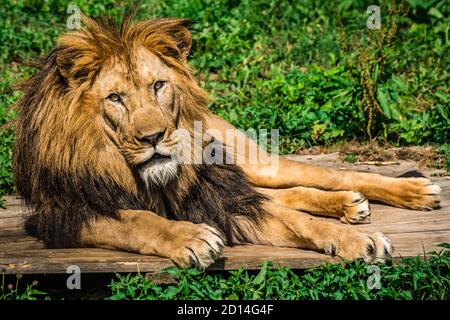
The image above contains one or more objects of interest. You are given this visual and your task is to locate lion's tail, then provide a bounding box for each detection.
[396,170,427,178]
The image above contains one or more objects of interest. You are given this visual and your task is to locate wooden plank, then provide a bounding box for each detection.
[0,157,449,274]
[0,246,343,274]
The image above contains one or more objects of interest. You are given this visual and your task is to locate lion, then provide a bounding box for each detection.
[12,13,441,269]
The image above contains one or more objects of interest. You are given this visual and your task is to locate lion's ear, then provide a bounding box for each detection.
[54,32,101,84]
[143,18,193,62]
[169,20,193,61]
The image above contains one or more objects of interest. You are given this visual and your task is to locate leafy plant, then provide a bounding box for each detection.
[108,244,450,300]
[338,1,409,140]
[0,274,47,300]
[343,154,358,163]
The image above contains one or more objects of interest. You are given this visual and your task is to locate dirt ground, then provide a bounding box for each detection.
[295,142,449,171]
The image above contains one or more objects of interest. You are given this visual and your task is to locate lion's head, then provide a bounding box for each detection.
[15,15,208,196]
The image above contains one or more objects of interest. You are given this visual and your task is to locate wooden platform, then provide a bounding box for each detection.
[1,154,449,274]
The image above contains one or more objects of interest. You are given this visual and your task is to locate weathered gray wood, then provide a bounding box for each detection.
[0,155,448,274]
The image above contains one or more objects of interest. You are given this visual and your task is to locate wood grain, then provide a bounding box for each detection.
[1,155,448,274]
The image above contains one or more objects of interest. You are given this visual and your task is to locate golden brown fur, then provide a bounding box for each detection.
[12,13,441,268]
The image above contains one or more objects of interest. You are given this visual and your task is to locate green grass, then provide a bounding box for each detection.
[439,144,450,170]
[2,244,449,300]
[343,154,358,164]
[108,244,450,300]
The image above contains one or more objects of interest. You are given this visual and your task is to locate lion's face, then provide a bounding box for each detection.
[92,47,180,187]
[14,17,208,193]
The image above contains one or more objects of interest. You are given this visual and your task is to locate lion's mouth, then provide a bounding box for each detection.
[150,153,169,162]
[140,152,173,167]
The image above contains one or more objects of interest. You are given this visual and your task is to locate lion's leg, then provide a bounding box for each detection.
[205,114,441,210]
[234,201,393,262]
[256,186,371,224]
[80,209,224,269]
[249,156,441,211]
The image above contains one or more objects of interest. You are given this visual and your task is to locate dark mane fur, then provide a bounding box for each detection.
[168,164,266,244]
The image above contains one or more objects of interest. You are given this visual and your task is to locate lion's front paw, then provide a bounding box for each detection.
[327,231,393,263]
[395,178,441,211]
[170,223,225,269]
[340,191,371,224]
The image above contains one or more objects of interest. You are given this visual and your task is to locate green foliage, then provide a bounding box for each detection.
[0,274,47,300]
[440,144,450,170]
[0,70,20,207]
[338,1,409,140]
[108,245,450,300]
[343,154,358,163]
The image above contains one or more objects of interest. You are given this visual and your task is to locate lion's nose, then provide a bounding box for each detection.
[136,130,165,147]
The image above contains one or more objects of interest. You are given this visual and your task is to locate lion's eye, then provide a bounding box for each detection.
[153,81,166,93]
[107,93,122,103]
